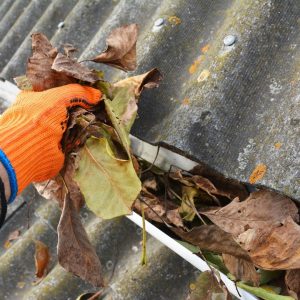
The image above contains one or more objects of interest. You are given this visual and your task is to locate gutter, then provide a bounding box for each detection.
[129,135,258,300]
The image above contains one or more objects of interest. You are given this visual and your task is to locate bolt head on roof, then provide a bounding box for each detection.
[154,18,164,27]
[57,21,65,29]
[223,35,236,46]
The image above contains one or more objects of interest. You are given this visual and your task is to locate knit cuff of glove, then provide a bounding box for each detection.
[0,149,17,204]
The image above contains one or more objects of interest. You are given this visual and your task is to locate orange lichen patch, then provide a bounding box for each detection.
[168,15,181,25]
[182,98,190,106]
[197,69,210,82]
[188,55,204,74]
[274,142,282,150]
[249,164,267,184]
[201,44,210,53]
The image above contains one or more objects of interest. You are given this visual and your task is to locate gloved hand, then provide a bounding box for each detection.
[0,84,101,203]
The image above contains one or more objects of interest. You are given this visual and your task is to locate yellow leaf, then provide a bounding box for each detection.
[75,137,141,219]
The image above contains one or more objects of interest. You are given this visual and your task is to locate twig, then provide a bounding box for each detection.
[141,145,160,174]
[41,179,51,194]
[87,289,104,300]
[138,197,171,228]
[58,172,69,193]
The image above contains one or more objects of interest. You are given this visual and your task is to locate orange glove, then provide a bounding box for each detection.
[0,84,101,203]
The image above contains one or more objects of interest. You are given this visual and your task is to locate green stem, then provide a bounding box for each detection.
[237,282,294,300]
[141,205,147,265]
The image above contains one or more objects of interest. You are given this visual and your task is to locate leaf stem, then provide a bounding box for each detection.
[141,205,147,265]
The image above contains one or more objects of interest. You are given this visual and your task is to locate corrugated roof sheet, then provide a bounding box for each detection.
[0,0,299,299]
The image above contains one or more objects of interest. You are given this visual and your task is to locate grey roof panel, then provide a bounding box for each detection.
[131,0,300,200]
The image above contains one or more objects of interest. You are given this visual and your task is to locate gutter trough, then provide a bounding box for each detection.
[129,135,258,300]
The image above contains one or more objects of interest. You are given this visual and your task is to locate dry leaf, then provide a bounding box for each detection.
[179,186,199,221]
[114,68,162,96]
[13,75,33,90]
[142,178,157,191]
[166,209,184,228]
[190,165,248,201]
[57,194,103,287]
[172,225,251,261]
[187,271,232,300]
[134,188,183,227]
[170,169,244,204]
[27,33,75,91]
[222,254,260,286]
[90,24,138,71]
[237,216,300,270]
[62,155,85,212]
[135,196,165,223]
[52,53,99,83]
[202,190,299,236]
[34,240,50,278]
[35,179,64,207]
[285,269,300,299]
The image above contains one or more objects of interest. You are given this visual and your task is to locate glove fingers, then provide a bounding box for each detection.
[64,84,102,109]
[15,84,101,109]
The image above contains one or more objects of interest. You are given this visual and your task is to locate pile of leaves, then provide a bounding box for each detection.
[15,24,161,287]
[15,25,299,300]
[135,164,300,299]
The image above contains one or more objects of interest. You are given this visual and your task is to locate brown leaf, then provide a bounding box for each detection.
[187,271,232,300]
[135,196,165,224]
[57,194,103,287]
[222,254,260,286]
[62,155,85,212]
[34,240,50,278]
[192,175,225,204]
[172,225,251,261]
[190,165,248,201]
[90,24,138,71]
[142,178,157,191]
[179,186,199,221]
[26,33,75,91]
[285,269,300,299]
[237,216,300,270]
[52,53,99,83]
[114,68,162,96]
[62,107,91,152]
[34,179,64,208]
[13,75,33,90]
[135,188,183,227]
[166,209,184,228]
[202,190,299,236]
[169,170,194,187]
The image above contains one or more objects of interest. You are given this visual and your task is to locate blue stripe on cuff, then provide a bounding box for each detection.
[0,149,18,204]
